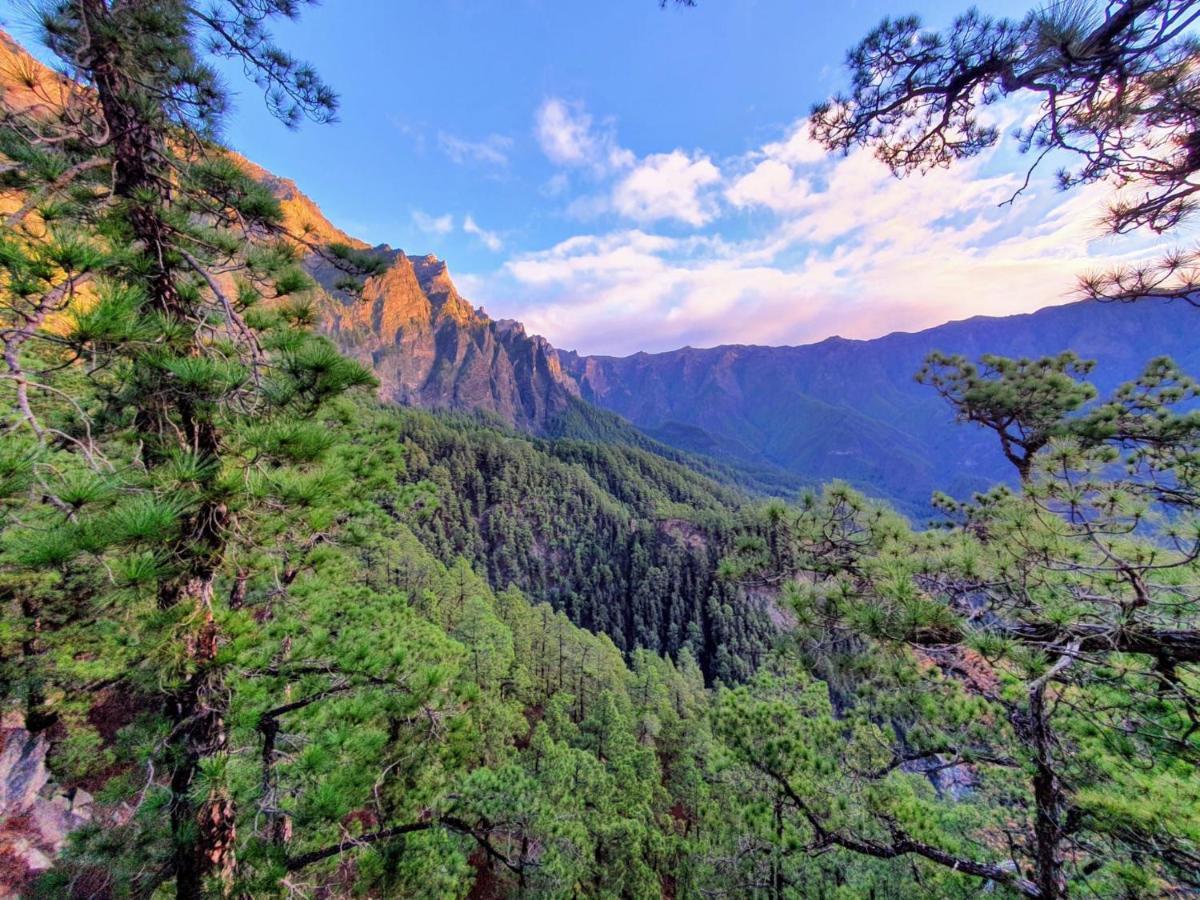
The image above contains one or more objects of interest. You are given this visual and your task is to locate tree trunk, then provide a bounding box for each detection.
[167,577,235,899]
[18,596,57,733]
[78,4,236,894]
[1020,683,1068,899]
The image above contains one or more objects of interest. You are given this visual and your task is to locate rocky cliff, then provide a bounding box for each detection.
[309,246,580,431]
[0,716,100,894]
[0,30,581,435]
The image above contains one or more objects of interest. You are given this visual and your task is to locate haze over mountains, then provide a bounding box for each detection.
[5,24,1176,516]
[560,299,1200,513]
[306,234,1200,514]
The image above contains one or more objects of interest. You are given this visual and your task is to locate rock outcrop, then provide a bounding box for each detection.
[0,717,93,894]
[0,27,583,439]
[311,247,581,431]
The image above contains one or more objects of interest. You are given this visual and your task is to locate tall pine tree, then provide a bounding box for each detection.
[1,2,369,894]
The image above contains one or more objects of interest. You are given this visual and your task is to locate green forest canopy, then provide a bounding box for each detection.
[0,1,1197,897]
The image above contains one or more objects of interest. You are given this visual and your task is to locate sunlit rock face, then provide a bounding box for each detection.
[310,247,580,431]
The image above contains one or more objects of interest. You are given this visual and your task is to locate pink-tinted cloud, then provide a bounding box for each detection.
[470,108,1183,355]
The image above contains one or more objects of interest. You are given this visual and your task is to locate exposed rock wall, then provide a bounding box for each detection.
[311,247,580,431]
[0,717,93,894]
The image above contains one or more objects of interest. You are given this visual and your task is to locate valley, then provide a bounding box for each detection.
[1,5,1197,899]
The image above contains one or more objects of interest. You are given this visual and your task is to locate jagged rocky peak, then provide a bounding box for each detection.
[0,18,578,436]
[311,246,483,343]
[0,18,578,435]
[410,252,448,283]
[309,241,579,431]
[408,253,477,324]
[358,256,432,330]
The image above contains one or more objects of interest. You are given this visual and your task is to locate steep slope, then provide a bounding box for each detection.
[308,245,582,432]
[0,29,784,677]
[388,407,779,682]
[0,29,586,435]
[11,28,1192,518]
[561,299,1200,516]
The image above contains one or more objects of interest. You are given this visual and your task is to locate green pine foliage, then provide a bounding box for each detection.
[715,354,1200,898]
[16,392,724,897]
[3,3,1198,898]
[382,408,779,683]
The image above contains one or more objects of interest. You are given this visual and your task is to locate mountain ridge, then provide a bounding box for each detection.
[7,29,1192,515]
[307,243,582,432]
[559,297,1200,514]
[556,299,1106,358]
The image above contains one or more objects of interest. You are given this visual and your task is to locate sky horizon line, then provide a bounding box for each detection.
[1,0,1187,357]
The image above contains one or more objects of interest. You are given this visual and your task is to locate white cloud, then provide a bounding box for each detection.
[534,98,634,174]
[611,151,722,226]
[478,122,1174,355]
[499,231,816,351]
[454,99,1185,355]
[726,159,808,212]
[412,210,454,235]
[463,214,503,251]
[535,99,590,165]
[532,99,722,227]
[438,131,512,167]
[759,121,829,166]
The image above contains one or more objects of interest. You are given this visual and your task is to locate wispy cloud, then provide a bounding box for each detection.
[438,131,513,167]
[413,209,502,251]
[534,98,633,174]
[413,210,455,235]
[463,214,503,251]
[388,115,428,154]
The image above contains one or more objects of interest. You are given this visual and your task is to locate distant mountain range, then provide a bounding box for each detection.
[560,299,1200,515]
[307,235,1200,514]
[6,27,1195,519]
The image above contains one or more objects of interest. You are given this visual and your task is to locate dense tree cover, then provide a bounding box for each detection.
[13,397,730,897]
[702,3,1200,894]
[0,0,369,892]
[383,408,779,683]
[720,353,1200,897]
[545,395,808,500]
[4,2,1198,897]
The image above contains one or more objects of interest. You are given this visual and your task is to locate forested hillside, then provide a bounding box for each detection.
[371,406,779,682]
[562,297,1200,516]
[2,2,1198,899]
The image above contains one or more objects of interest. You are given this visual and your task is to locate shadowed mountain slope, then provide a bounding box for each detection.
[560,299,1200,515]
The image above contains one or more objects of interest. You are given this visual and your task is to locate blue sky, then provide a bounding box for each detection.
[1,0,1179,355]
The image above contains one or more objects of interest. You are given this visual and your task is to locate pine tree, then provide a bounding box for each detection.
[811,0,1200,302]
[721,356,1200,897]
[1,2,369,895]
